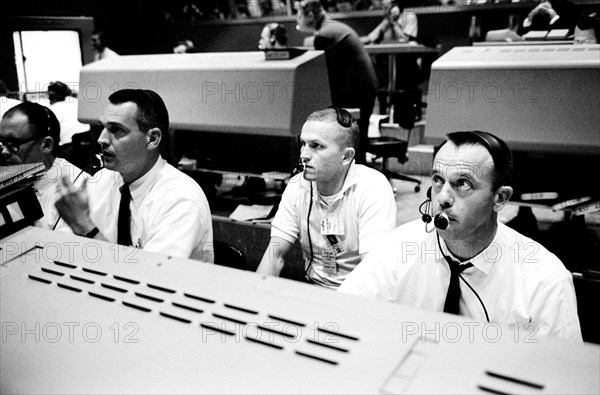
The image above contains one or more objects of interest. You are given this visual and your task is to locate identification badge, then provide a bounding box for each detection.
[321,249,337,274]
[320,217,345,235]
[326,235,346,256]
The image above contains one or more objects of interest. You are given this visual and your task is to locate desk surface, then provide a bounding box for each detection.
[1,227,599,394]
[364,42,440,55]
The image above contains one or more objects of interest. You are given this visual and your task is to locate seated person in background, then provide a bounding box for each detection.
[574,12,600,44]
[92,30,119,61]
[1,102,85,232]
[55,89,214,262]
[340,131,582,342]
[522,0,577,35]
[47,81,90,147]
[362,0,417,44]
[258,23,288,50]
[257,107,397,289]
[0,79,22,119]
[173,39,196,53]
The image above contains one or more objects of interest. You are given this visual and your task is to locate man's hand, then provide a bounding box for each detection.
[55,175,95,236]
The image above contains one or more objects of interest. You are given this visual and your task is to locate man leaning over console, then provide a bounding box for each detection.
[55,89,214,262]
[1,102,85,232]
[339,131,582,342]
[257,107,397,289]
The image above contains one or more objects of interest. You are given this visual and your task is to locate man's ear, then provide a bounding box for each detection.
[146,127,162,151]
[41,136,54,154]
[342,147,355,165]
[493,186,513,212]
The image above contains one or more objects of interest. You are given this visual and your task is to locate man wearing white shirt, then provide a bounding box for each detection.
[257,107,397,288]
[47,81,90,146]
[92,31,119,62]
[339,131,582,342]
[1,102,85,232]
[55,89,213,262]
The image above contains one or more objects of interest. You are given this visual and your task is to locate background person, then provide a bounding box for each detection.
[295,0,378,164]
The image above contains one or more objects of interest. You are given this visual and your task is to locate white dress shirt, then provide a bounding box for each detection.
[339,219,582,342]
[87,156,213,262]
[34,157,85,233]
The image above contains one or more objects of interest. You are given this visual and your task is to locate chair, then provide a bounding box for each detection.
[368,85,423,192]
[366,122,421,193]
[213,240,248,271]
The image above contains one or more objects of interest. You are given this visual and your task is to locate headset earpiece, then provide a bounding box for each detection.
[419,187,433,224]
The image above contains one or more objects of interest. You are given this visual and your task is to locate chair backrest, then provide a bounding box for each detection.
[213,240,247,271]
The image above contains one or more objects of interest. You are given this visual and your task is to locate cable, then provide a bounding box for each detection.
[436,231,490,323]
[304,182,314,278]
[51,168,86,231]
[459,274,490,322]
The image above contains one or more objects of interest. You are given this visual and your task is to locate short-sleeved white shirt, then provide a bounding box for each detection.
[87,156,213,262]
[339,219,582,342]
[34,157,85,233]
[271,162,397,288]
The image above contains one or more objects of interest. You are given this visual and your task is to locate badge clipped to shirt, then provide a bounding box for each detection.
[321,249,338,274]
[320,217,345,236]
[325,234,346,256]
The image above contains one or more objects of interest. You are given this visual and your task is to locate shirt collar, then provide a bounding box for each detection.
[127,156,165,206]
[437,225,501,274]
[303,160,359,202]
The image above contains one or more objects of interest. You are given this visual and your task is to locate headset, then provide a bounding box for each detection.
[419,187,449,233]
[268,23,288,47]
[329,105,354,128]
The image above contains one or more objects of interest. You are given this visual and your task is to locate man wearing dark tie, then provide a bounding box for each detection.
[339,131,582,342]
[55,89,213,262]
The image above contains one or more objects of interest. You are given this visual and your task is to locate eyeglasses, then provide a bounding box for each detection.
[0,135,41,153]
[329,106,353,128]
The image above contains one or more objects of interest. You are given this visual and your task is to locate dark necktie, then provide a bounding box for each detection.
[442,254,473,315]
[117,183,132,246]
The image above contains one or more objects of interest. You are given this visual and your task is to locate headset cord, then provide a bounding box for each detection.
[304,182,314,279]
[436,231,490,323]
[459,273,490,323]
[50,167,87,231]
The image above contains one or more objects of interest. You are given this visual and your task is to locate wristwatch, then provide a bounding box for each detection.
[85,227,100,239]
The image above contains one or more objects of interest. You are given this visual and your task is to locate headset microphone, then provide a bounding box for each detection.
[92,153,105,170]
[419,187,450,231]
[434,213,449,230]
[290,158,304,178]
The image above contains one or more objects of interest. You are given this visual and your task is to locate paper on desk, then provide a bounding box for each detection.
[229,204,274,221]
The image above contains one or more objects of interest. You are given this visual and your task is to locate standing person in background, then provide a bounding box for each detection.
[92,31,119,61]
[295,0,378,164]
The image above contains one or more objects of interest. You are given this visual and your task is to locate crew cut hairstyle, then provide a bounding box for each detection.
[436,130,513,191]
[108,89,170,136]
[3,102,60,154]
[306,108,360,151]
